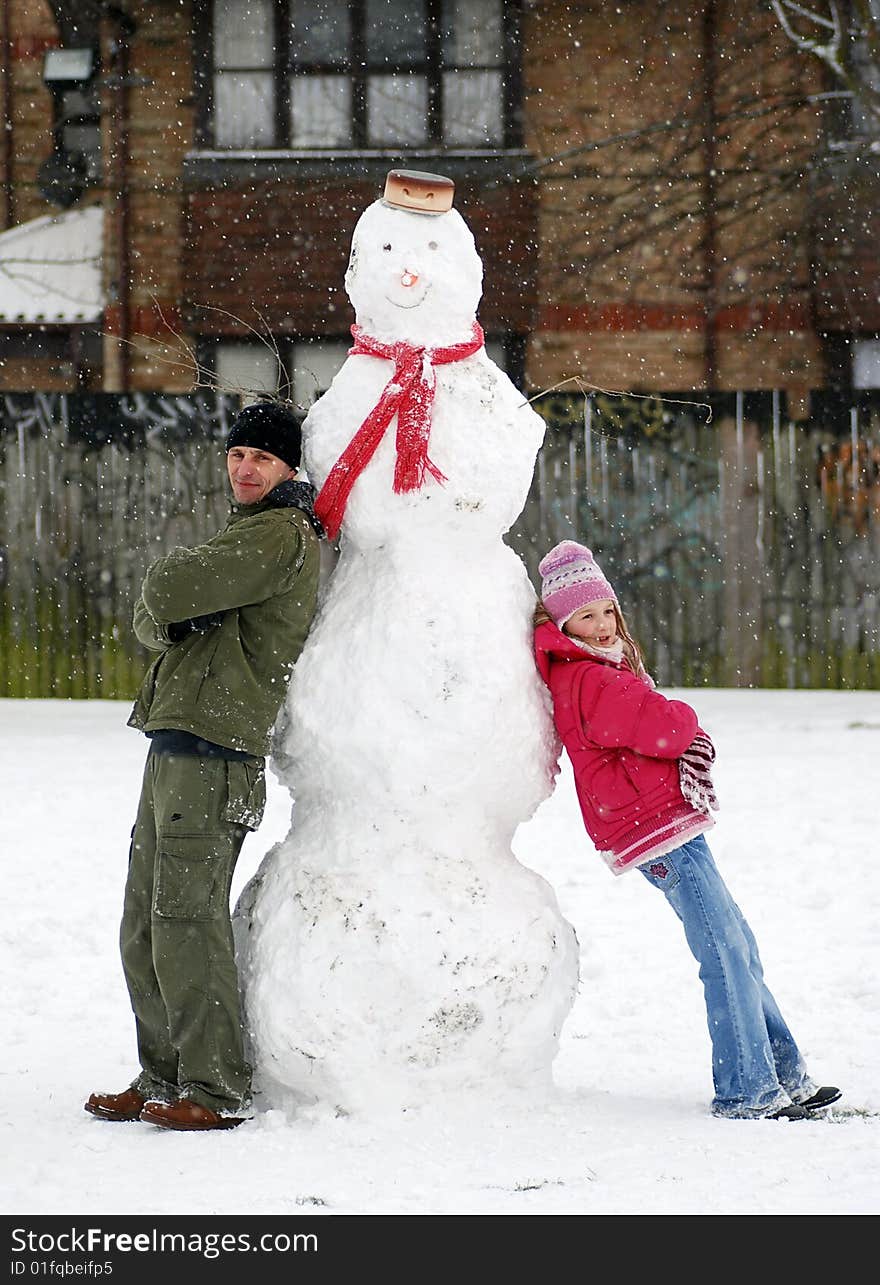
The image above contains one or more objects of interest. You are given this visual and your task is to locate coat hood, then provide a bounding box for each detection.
[534,617,621,686]
[267,478,326,537]
[231,478,326,538]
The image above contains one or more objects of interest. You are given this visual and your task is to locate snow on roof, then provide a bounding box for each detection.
[0,204,104,324]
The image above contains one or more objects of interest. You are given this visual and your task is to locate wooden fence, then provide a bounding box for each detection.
[511,389,880,689]
[0,392,235,699]
[1,388,879,698]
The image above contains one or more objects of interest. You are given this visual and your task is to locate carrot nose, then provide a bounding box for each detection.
[400,270,419,287]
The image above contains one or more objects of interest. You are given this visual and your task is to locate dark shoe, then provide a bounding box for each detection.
[84,1088,147,1122]
[797,1086,841,1112]
[768,1103,810,1120]
[139,1097,244,1131]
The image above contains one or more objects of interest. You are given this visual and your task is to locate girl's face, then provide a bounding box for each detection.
[564,599,617,647]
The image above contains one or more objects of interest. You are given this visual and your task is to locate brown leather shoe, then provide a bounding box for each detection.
[84,1088,147,1122]
[139,1097,244,1131]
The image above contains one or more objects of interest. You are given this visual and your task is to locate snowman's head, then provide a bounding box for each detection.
[344,200,483,346]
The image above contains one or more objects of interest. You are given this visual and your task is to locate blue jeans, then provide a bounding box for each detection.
[639,834,814,1118]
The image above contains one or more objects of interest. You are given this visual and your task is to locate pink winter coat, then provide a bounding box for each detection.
[534,619,713,875]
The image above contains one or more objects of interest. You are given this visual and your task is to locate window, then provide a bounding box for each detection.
[215,340,281,398]
[54,86,102,181]
[208,0,516,151]
[853,338,880,389]
[290,339,351,403]
[212,0,276,148]
[39,47,101,204]
[214,338,350,407]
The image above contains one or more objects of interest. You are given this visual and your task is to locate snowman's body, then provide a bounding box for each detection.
[235,195,578,1113]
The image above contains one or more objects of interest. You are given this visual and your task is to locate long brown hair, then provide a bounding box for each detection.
[534,597,647,678]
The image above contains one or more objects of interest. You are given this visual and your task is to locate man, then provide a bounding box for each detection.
[85,400,322,1131]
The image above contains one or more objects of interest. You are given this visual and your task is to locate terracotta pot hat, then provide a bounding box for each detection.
[382,169,454,215]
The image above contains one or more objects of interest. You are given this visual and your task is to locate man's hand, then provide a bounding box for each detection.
[190,612,225,631]
[167,612,225,642]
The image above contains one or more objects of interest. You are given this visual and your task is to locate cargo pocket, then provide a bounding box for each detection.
[154,832,235,921]
[222,759,266,831]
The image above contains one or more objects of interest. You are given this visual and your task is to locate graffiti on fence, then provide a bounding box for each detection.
[532,389,713,443]
[512,391,880,688]
[817,439,880,535]
[0,392,65,438]
[2,389,879,694]
[0,390,238,445]
[0,392,240,698]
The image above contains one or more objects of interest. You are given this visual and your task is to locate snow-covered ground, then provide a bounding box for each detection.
[2,692,878,1217]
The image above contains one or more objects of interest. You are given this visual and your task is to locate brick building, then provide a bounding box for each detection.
[0,0,878,400]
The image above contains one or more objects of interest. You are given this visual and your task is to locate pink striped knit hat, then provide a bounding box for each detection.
[538,541,617,628]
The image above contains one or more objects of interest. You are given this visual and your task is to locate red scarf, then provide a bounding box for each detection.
[314,321,485,539]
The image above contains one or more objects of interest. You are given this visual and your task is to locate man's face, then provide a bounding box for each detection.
[227,446,296,504]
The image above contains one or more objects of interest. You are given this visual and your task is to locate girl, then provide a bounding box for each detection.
[533,539,839,1121]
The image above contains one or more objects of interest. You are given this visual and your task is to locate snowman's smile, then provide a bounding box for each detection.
[385,281,432,309]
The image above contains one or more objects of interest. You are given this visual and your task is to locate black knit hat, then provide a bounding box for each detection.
[226,400,304,470]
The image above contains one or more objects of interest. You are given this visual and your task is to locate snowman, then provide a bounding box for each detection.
[235,170,579,1113]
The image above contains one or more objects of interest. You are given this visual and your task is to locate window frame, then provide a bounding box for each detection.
[195,0,523,152]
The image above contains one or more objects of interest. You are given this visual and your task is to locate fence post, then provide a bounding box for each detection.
[719,401,763,687]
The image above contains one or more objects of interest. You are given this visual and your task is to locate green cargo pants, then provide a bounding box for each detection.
[120,747,265,1114]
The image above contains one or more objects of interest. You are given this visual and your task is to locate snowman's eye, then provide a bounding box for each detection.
[383,243,392,251]
[428,241,438,250]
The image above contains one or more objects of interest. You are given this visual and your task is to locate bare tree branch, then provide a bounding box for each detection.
[771,0,880,127]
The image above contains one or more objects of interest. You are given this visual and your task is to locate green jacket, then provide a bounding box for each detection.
[128,482,321,757]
